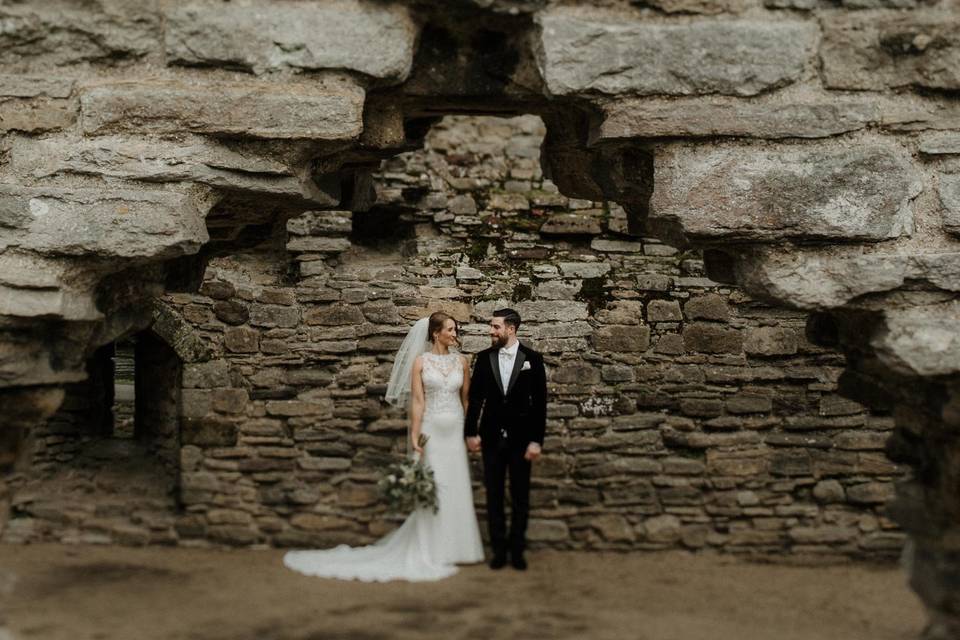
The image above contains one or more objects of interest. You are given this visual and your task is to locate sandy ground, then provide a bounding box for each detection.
[0,544,924,640]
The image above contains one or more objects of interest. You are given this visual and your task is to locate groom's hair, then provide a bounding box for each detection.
[493,308,521,332]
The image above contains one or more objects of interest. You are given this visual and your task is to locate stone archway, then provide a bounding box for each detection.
[0,1,958,636]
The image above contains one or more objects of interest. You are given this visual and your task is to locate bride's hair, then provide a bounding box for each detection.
[428,311,459,347]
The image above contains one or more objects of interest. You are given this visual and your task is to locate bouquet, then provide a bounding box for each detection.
[378,434,439,514]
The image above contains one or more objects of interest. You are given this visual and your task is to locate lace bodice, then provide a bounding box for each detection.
[421,352,464,416]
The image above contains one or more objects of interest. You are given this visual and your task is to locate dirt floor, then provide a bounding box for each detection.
[0,544,924,640]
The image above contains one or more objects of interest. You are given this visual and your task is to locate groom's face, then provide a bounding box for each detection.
[488,317,513,349]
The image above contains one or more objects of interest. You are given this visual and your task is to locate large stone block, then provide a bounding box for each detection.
[0,1,160,67]
[181,416,239,447]
[732,246,960,309]
[183,360,230,389]
[0,95,75,133]
[0,185,208,259]
[650,143,922,243]
[80,77,364,141]
[10,135,327,203]
[684,294,729,321]
[594,98,879,141]
[592,325,651,352]
[0,75,73,99]
[683,322,743,354]
[165,0,416,82]
[646,299,682,322]
[536,10,816,96]
[920,134,960,156]
[0,253,100,320]
[304,304,366,326]
[873,299,960,377]
[743,327,799,356]
[821,12,960,91]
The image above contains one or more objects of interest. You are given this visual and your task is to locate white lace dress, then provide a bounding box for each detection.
[283,352,484,581]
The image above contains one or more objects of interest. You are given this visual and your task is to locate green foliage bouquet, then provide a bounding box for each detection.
[378,434,439,514]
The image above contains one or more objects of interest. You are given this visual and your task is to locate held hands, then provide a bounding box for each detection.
[464,437,541,460]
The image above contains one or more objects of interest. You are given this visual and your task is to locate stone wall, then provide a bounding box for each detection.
[3,1,960,633]
[9,116,906,559]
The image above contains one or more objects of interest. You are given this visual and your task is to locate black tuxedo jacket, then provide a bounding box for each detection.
[464,342,547,446]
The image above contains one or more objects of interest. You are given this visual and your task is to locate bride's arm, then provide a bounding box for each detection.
[459,355,470,413]
[410,356,426,454]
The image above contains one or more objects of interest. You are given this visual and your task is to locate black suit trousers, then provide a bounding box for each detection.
[481,438,531,557]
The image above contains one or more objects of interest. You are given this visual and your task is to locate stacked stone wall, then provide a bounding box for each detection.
[10,116,906,559]
[3,0,960,633]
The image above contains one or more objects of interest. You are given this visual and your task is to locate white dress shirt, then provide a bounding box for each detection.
[498,340,519,393]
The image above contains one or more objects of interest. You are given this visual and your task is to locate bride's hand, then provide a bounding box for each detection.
[412,438,424,455]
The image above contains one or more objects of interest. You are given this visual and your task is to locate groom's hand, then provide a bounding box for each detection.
[466,436,481,453]
[524,442,541,461]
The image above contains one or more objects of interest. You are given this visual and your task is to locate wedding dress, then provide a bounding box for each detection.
[283,352,484,581]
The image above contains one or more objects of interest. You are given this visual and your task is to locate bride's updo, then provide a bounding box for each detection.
[428,311,459,346]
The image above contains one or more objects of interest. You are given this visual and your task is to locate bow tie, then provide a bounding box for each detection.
[499,350,514,358]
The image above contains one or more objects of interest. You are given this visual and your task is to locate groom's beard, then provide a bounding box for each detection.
[491,335,508,349]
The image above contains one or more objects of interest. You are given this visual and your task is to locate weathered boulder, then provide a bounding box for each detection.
[80,78,364,141]
[165,0,417,82]
[536,10,816,96]
[650,142,922,243]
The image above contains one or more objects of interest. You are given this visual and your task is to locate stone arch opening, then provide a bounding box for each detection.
[4,326,183,545]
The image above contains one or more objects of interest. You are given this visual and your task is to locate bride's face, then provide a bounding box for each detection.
[434,318,458,347]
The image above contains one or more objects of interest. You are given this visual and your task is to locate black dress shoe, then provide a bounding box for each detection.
[489,553,508,570]
[510,554,527,571]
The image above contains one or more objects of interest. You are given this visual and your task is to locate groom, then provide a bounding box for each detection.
[465,308,547,570]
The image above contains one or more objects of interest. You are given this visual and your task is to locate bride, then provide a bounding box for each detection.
[283,311,485,581]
